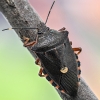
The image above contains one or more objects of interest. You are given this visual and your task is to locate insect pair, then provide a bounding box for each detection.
[2,1,82,97]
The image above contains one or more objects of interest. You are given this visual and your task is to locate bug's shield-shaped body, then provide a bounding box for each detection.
[32,23,78,97]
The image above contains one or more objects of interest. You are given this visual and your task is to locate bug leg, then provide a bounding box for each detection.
[38,68,48,77]
[35,58,44,77]
[23,36,36,47]
[72,47,82,55]
[58,27,66,32]
[35,58,41,66]
[35,58,47,77]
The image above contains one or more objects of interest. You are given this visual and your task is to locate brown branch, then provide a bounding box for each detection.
[0,0,98,100]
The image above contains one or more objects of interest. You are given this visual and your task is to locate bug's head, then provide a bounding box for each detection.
[36,22,50,35]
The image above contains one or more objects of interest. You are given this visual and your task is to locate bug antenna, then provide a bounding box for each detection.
[45,1,55,25]
[2,27,38,31]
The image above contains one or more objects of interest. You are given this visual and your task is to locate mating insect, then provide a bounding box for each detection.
[2,1,81,97]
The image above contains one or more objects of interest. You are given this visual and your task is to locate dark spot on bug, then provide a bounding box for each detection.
[77,61,80,67]
[38,32,43,34]
[64,43,66,47]
[78,78,80,82]
[46,76,51,81]
[25,21,28,24]
[75,54,78,59]
[78,70,81,75]
[47,27,50,30]
[43,69,47,74]
[52,82,57,87]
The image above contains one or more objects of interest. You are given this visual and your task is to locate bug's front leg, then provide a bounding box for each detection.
[23,36,36,47]
[73,47,82,55]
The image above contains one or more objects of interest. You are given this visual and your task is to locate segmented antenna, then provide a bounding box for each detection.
[45,1,55,24]
[2,27,38,31]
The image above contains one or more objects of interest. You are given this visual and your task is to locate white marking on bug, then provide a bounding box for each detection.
[60,67,68,73]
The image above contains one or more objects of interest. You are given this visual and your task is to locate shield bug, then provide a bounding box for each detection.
[2,1,82,97]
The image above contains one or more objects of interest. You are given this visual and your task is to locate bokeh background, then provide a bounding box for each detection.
[0,0,100,100]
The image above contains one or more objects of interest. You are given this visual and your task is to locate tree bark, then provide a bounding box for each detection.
[0,0,98,100]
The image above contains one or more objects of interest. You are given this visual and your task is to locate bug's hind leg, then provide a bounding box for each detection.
[35,58,41,66]
[35,58,47,77]
[73,47,82,55]
[23,36,36,47]
[38,68,47,77]
[58,27,66,32]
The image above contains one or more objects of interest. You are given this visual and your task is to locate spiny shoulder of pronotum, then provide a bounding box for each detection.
[31,23,69,52]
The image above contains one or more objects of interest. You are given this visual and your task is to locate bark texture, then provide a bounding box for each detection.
[0,0,98,100]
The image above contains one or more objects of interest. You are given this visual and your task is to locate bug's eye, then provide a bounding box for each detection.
[38,32,43,34]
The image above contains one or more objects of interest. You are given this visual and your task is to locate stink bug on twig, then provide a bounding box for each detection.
[2,1,82,97]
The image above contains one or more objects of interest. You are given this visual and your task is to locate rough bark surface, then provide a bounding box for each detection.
[0,0,98,100]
